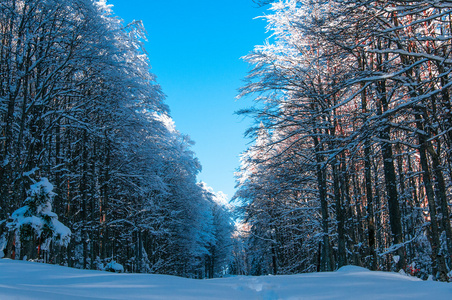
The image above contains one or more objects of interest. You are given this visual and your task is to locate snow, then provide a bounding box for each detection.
[10,207,43,235]
[8,205,71,247]
[22,167,39,178]
[104,260,124,273]
[1,260,451,300]
[49,218,72,246]
[29,178,55,201]
[152,112,176,133]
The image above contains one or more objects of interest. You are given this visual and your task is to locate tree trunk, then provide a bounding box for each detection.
[376,78,405,270]
[312,131,333,272]
[333,161,346,269]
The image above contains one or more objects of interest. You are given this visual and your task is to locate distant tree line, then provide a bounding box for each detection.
[0,0,233,278]
[234,0,452,281]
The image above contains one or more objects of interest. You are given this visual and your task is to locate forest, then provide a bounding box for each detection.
[0,0,233,278]
[1,0,452,283]
[234,0,452,282]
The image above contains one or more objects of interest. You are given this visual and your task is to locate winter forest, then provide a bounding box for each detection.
[1,0,452,285]
[235,0,452,281]
[0,0,233,278]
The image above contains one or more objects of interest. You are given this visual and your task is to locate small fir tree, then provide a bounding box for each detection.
[7,178,71,261]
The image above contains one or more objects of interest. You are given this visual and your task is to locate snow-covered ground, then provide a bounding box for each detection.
[1,259,451,299]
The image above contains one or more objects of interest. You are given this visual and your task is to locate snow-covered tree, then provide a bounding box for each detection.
[0,0,233,278]
[236,0,452,280]
[5,178,70,261]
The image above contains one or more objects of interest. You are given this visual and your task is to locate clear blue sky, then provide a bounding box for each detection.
[109,0,268,199]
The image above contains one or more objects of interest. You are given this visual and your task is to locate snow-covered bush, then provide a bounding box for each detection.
[104,260,124,273]
[6,178,71,259]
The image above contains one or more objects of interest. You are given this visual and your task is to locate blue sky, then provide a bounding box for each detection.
[109,1,269,199]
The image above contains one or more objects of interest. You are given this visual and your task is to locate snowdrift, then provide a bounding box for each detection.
[0,259,450,299]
